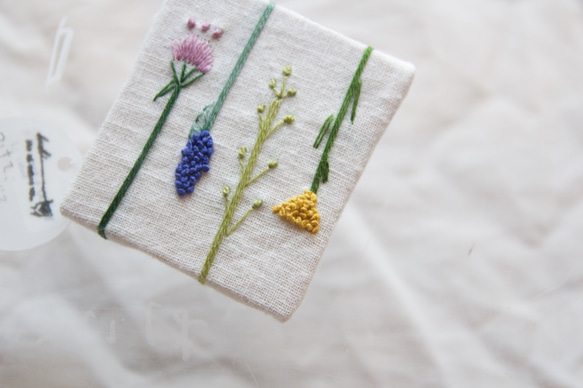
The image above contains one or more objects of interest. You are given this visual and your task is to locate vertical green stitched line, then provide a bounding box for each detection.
[310,46,373,194]
[189,2,275,136]
[98,61,203,239]
[98,85,180,238]
[350,78,362,123]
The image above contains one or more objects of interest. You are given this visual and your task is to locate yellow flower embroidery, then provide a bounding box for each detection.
[273,190,320,234]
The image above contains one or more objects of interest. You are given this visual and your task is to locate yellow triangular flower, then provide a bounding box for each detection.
[273,190,320,234]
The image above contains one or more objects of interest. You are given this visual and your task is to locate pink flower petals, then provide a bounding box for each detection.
[172,34,214,73]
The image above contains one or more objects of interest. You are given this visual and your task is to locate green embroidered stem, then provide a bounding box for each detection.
[227,199,262,237]
[181,73,205,89]
[227,208,253,236]
[199,70,295,284]
[189,2,275,136]
[246,160,277,187]
[313,114,334,148]
[98,61,203,239]
[351,78,362,123]
[155,80,176,101]
[310,46,373,194]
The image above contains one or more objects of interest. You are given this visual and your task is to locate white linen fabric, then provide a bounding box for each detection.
[59,0,414,321]
[2,0,583,387]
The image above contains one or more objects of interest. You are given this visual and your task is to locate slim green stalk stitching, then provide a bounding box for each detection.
[310,46,373,194]
[313,114,334,148]
[350,79,362,123]
[198,67,296,284]
[227,200,261,237]
[246,161,277,187]
[98,61,203,239]
[189,2,275,136]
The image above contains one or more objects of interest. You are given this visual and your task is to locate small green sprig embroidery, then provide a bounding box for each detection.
[311,46,373,194]
[199,67,297,284]
[273,46,373,234]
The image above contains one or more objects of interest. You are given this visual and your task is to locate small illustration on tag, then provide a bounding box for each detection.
[0,118,80,251]
[26,140,35,201]
[27,133,53,218]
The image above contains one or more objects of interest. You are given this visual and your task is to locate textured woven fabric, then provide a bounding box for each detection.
[60,0,414,321]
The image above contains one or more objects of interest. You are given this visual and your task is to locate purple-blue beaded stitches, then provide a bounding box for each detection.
[175,130,214,196]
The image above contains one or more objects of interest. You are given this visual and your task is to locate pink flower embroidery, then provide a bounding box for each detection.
[172,34,214,73]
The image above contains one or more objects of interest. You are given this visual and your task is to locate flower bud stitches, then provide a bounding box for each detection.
[211,28,224,40]
[238,146,247,159]
[252,199,263,209]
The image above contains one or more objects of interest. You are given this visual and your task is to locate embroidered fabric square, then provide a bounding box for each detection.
[61,0,414,321]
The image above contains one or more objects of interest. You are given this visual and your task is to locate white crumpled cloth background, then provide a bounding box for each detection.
[1,0,583,387]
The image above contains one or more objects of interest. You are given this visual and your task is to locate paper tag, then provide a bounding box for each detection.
[0,118,80,251]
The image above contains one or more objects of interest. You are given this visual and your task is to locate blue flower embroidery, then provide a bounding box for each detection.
[175,130,214,196]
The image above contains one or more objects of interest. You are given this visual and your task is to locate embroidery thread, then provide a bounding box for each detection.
[97,34,212,239]
[198,67,296,284]
[273,46,374,234]
[174,2,275,196]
